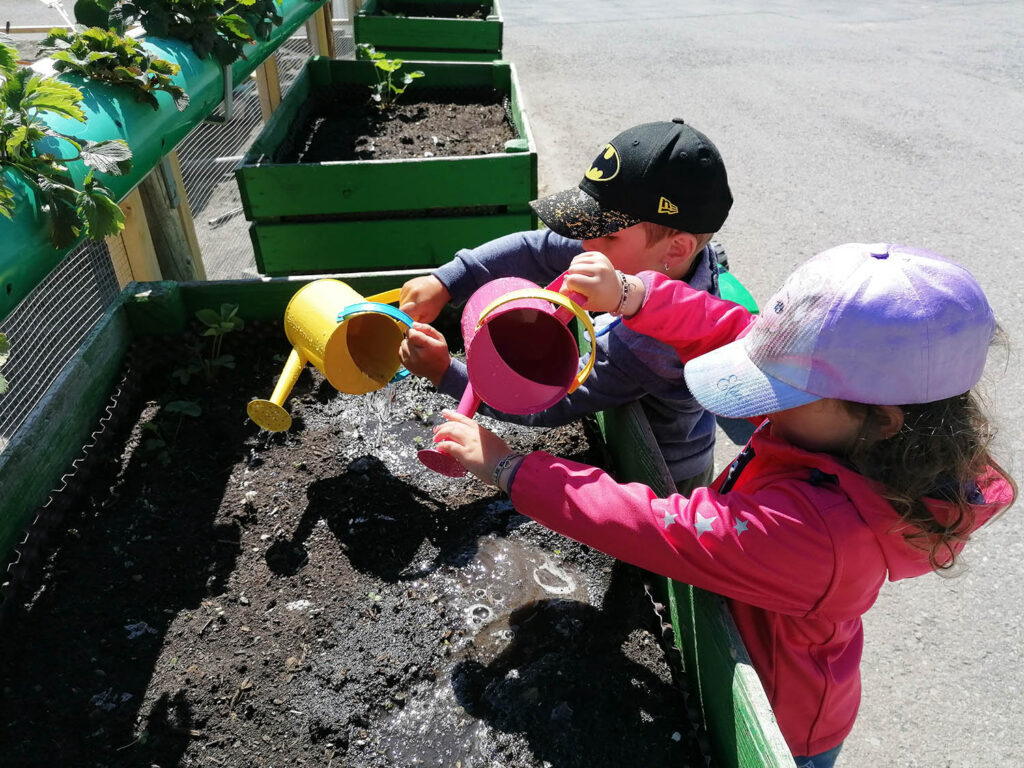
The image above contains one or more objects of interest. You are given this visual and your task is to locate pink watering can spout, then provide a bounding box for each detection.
[418,276,596,477]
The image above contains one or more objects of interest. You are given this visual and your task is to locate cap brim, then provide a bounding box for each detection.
[529,187,639,240]
[683,337,821,419]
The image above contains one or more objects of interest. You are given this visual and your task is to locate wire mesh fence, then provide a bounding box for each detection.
[0,20,354,457]
[0,241,121,452]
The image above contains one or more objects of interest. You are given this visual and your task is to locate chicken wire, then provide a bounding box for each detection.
[0,241,121,452]
[177,26,355,280]
[0,21,354,454]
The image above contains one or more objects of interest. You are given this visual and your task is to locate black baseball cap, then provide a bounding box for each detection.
[530,119,733,240]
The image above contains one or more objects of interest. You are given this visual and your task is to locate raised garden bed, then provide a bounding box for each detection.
[0,275,791,767]
[235,57,537,276]
[354,0,504,62]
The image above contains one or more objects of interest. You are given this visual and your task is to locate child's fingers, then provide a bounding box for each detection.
[440,409,477,427]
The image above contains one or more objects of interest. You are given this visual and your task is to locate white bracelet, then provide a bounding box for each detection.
[610,270,630,317]
[491,452,524,493]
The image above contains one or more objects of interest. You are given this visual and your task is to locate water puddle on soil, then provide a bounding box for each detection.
[375,533,591,766]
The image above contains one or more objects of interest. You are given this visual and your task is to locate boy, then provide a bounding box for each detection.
[399,119,733,493]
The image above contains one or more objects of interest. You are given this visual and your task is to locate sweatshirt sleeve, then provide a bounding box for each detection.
[432,229,584,306]
[510,451,837,615]
[627,271,757,360]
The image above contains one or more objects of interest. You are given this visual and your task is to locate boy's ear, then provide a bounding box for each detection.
[874,405,905,440]
[665,232,701,269]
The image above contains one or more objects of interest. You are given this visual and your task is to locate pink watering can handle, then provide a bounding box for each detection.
[473,287,597,394]
[417,384,480,477]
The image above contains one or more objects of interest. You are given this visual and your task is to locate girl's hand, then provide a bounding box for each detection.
[563,251,645,316]
[433,410,513,485]
[561,251,622,312]
[399,323,451,387]
[399,275,451,323]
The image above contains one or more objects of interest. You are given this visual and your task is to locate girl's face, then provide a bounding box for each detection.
[767,398,866,454]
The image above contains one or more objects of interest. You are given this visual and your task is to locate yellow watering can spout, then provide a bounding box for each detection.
[247,280,411,432]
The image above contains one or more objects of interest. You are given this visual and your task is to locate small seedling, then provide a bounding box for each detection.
[175,304,244,384]
[356,44,424,110]
[140,399,202,464]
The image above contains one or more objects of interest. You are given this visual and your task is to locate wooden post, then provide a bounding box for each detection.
[254,55,282,121]
[137,150,207,282]
[306,3,335,58]
[106,187,162,285]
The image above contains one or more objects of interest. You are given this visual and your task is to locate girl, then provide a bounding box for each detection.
[430,243,1017,768]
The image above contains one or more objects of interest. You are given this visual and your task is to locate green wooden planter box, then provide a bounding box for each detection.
[234,57,537,276]
[354,0,503,62]
[0,273,790,767]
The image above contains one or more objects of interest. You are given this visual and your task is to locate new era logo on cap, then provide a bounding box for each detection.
[529,120,733,241]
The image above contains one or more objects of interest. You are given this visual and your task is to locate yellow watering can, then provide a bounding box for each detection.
[247,279,413,432]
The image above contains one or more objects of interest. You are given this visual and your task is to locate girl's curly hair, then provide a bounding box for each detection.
[844,392,1016,571]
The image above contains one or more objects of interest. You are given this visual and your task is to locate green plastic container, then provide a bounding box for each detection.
[354,0,503,62]
[0,273,790,767]
[234,57,537,276]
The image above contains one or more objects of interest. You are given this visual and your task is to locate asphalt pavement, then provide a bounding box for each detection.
[497,2,1023,766]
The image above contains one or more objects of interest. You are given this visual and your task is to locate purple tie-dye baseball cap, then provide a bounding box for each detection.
[683,243,996,419]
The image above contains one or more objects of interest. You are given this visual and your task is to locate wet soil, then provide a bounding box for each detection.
[276,87,516,164]
[0,320,705,767]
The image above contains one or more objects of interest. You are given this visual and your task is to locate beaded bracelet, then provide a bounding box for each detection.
[609,269,631,317]
[491,452,524,492]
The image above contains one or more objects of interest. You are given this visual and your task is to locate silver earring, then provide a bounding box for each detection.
[663,263,670,272]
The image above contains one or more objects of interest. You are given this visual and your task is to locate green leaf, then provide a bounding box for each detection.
[79,139,133,175]
[22,76,87,122]
[217,14,255,42]
[0,40,18,78]
[165,400,202,417]
[76,184,125,239]
[0,180,14,220]
[195,308,221,327]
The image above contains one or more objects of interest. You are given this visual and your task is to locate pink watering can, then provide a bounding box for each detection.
[419,276,597,476]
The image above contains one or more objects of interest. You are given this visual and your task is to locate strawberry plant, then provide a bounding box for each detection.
[356,44,424,110]
[38,26,190,111]
[76,0,286,66]
[0,36,133,248]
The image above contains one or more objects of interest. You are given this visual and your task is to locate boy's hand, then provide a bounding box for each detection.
[399,322,451,387]
[400,275,451,323]
[432,410,513,486]
[563,251,645,316]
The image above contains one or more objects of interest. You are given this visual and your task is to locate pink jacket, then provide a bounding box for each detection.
[508,273,1016,756]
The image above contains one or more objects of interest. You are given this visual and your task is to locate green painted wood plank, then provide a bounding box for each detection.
[0,302,131,566]
[237,153,535,219]
[355,15,501,52]
[356,47,501,62]
[251,211,535,274]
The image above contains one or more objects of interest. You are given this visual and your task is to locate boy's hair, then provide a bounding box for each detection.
[639,221,714,252]
[844,391,1017,571]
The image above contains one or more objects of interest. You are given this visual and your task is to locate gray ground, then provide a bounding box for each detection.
[7,1,1023,766]
[498,3,1023,767]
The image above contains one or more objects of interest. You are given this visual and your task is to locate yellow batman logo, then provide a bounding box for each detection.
[658,197,679,215]
[584,144,620,182]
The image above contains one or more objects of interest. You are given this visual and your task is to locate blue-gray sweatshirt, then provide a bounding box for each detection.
[432,228,721,484]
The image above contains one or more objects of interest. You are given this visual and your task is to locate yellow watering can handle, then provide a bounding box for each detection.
[475,288,597,393]
[365,288,402,305]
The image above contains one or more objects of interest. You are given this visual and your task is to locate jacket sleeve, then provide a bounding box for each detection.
[437,324,682,428]
[627,271,758,360]
[432,229,583,306]
[510,451,838,615]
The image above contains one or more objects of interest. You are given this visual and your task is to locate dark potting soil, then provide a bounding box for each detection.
[0,321,706,767]
[378,2,489,19]
[275,86,516,165]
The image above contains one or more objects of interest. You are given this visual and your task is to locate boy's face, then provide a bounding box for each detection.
[582,223,695,277]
